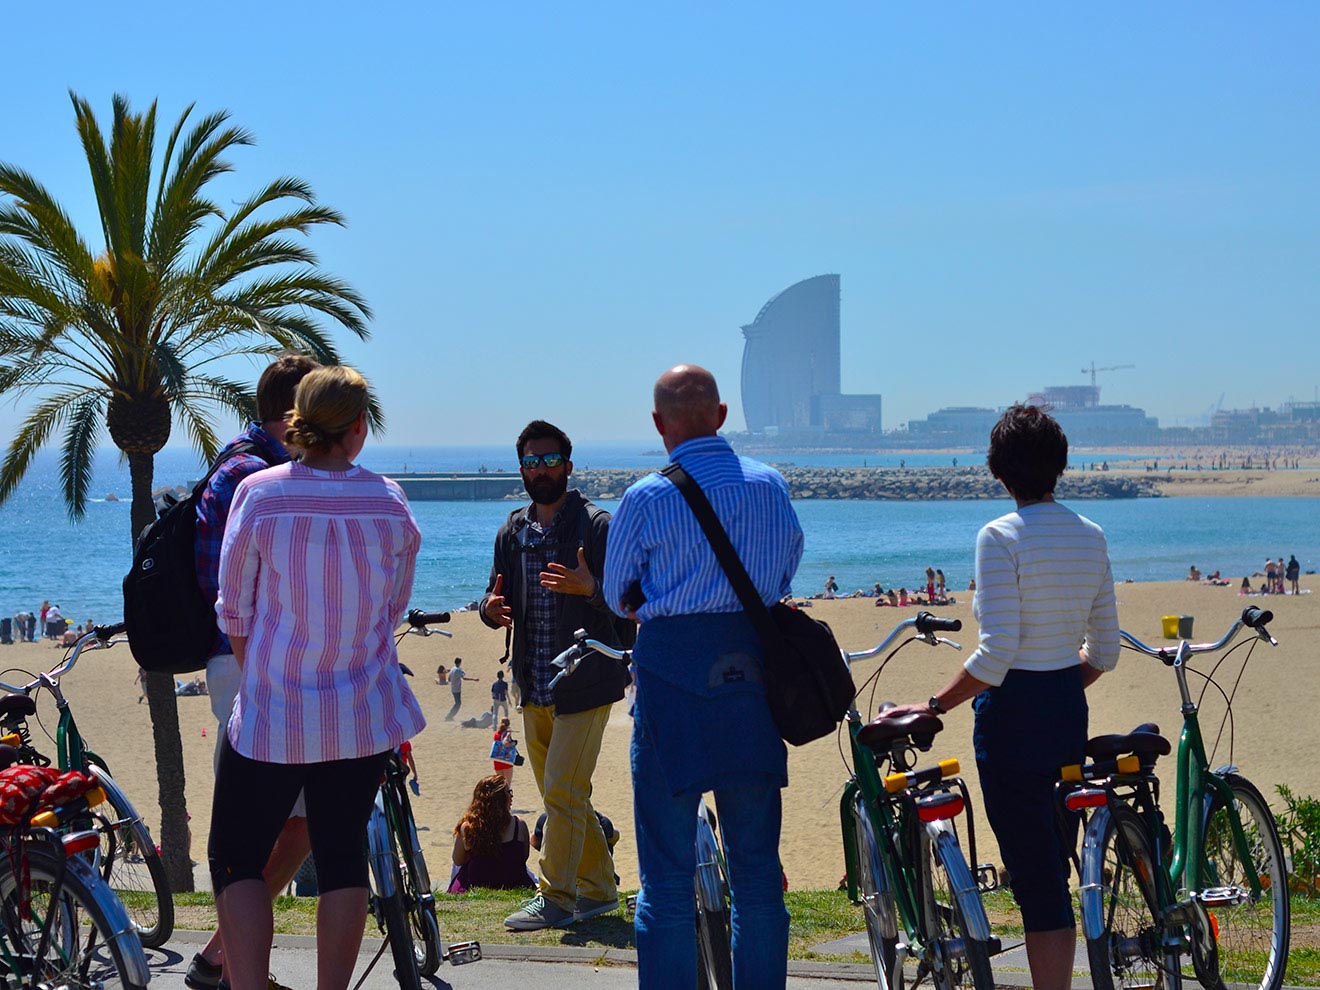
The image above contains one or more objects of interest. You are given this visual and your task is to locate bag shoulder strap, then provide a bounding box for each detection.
[190,441,264,499]
[659,463,779,644]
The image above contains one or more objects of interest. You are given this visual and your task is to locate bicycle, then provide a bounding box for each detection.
[1061,605,1289,990]
[550,629,732,989]
[838,611,997,990]
[0,622,173,949]
[0,775,151,988]
[354,608,481,990]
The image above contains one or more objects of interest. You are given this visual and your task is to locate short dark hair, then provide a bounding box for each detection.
[516,420,572,460]
[986,404,1068,501]
[256,354,319,423]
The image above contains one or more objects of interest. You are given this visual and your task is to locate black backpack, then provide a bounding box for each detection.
[122,443,260,675]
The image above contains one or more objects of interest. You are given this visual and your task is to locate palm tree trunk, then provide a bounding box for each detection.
[129,451,195,893]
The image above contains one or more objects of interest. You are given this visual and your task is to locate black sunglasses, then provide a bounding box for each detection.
[520,453,566,470]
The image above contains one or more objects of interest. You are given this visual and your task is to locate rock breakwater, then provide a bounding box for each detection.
[574,466,1160,501]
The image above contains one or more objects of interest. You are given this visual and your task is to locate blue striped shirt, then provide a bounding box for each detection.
[604,435,804,620]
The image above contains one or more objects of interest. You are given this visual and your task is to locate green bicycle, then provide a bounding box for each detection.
[0,623,173,949]
[1061,606,1289,990]
[840,611,998,990]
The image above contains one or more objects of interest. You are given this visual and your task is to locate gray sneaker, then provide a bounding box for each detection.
[504,893,575,931]
[575,894,619,922]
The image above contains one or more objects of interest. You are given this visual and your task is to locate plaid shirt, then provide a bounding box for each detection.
[521,509,571,708]
[195,423,289,658]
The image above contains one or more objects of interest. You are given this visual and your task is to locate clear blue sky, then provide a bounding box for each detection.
[4,4,1318,447]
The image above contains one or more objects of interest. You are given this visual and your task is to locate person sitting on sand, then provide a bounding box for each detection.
[1239,577,1252,596]
[1187,565,1201,582]
[897,588,911,607]
[449,774,535,893]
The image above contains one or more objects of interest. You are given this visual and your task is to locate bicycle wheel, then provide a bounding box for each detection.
[395,783,441,975]
[88,765,174,948]
[370,809,422,990]
[1086,804,1177,990]
[918,825,994,990]
[851,797,898,990]
[0,840,150,989]
[1200,774,1289,990]
[696,902,733,990]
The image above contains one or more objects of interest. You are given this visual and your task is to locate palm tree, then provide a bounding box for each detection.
[0,92,374,891]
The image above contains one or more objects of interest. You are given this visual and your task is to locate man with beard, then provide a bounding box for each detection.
[480,420,634,930]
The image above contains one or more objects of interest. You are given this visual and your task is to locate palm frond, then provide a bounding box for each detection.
[0,386,91,506]
[59,394,104,518]
[0,166,96,285]
[172,396,226,465]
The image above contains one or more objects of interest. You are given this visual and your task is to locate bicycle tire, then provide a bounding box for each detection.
[372,816,422,990]
[696,903,733,990]
[850,796,898,990]
[919,826,994,990]
[88,765,174,948]
[1199,774,1289,990]
[1086,803,1179,990]
[394,782,441,975]
[0,840,150,989]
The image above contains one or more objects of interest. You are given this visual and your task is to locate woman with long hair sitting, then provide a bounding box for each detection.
[449,774,536,893]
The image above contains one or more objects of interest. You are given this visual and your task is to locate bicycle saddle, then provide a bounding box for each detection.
[0,695,36,720]
[858,711,944,752]
[1086,722,1171,760]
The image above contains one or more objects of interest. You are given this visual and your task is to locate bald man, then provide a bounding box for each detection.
[604,364,803,989]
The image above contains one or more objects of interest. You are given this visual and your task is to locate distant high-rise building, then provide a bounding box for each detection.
[740,274,841,432]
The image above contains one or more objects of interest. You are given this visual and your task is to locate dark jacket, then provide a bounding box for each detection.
[479,490,634,715]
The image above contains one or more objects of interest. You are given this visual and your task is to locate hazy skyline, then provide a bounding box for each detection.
[3,4,1318,448]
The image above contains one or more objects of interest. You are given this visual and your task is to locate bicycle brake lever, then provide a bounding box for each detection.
[936,637,963,651]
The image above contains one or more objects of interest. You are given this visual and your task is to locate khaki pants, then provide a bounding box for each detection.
[522,702,617,911]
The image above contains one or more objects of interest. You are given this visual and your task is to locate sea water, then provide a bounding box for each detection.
[0,446,1314,623]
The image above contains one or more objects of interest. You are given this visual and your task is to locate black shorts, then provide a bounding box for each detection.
[208,734,388,896]
[973,666,1087,932]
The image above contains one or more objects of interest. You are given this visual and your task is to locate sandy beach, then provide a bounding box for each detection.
[16,574,1316,894]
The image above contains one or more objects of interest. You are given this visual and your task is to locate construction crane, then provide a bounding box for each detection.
[1081,362,1135,388]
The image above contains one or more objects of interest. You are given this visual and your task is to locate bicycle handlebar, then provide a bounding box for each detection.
[547,630,632,690]
[0,623,128,695]
[1119,606,1277,663]
[407,609,451,627]
[841,611,963,667]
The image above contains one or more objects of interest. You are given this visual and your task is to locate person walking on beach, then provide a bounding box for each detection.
[604,364,803,989]
[445,658,476,721]
[491,669,511,721]
[480,419,633,931]
[185,354,318,990]
[211,364,425,990]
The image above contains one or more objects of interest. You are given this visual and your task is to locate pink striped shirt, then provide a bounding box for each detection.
[215,462,427,763]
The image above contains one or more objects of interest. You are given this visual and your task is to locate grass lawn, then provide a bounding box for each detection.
[167,887,1320,985]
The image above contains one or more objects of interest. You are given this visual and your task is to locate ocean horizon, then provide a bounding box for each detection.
[0,446,1315,625]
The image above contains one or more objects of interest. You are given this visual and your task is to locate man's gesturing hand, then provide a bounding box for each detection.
[484,574,514,629]
[540,547,598,598]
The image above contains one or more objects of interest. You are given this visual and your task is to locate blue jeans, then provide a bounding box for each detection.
[632,714,788,989]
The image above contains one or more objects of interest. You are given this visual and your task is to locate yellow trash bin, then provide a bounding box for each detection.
[1161,615,1180,639]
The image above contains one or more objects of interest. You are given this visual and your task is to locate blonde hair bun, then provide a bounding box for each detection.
[284,365,369,452]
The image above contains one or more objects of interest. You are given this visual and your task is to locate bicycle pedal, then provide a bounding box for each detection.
[625,893,638,916]
[446,940,482,965]
[1200,885,1247,908]
[986,936,1003,956]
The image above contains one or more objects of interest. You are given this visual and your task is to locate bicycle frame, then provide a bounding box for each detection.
[839,614,991,979]
[1117,626,1266,904]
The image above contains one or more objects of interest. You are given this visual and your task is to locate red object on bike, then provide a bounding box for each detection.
[916,792,964,822]
[1064,788,1109,811]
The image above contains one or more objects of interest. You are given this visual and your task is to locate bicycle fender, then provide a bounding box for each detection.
[87,764,158,851]
[694,816,725,913]
[366,801,396,897]
[1078,806,1111,941]
[63,850,152,987]
[928,821,991,942]
[854,793,899,940]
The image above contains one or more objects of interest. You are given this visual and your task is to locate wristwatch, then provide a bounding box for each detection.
[928,696,947,715]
